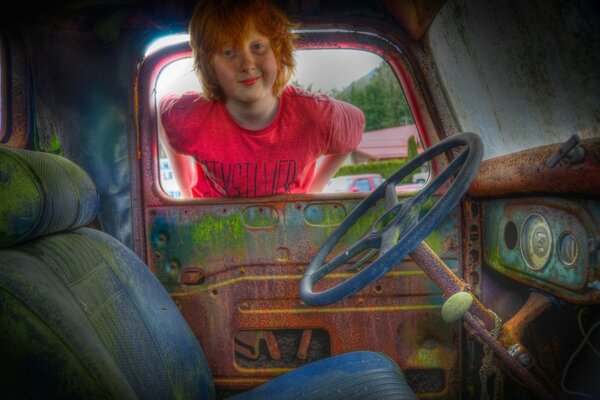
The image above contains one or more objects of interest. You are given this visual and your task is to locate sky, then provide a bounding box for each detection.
[293,49,383,92]
[150,35,384,96]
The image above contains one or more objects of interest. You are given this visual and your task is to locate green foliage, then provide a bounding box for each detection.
[336,158,421,184]
[336,159,409,180]
[407,135,418,160]
[330,62,414,131]
[295,60,414,132]
[296,58,421,184]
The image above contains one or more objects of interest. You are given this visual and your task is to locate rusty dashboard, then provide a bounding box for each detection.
[482,197,599,304]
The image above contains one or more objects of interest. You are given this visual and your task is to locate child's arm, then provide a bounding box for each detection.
[308,98,364,193]
[308,151,352,193]
[158,117,197,198]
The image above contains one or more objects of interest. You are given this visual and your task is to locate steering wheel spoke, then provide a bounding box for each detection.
[376,199,421,256]
[312,235,379,281]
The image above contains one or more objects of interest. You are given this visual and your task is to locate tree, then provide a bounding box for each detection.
[332,61,414,131]
[407,135,418,160]
[297,60,419,181]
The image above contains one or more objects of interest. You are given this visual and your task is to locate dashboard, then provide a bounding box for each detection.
[482,197,600,304]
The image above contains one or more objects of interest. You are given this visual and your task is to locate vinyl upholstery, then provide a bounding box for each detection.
[0,145,417,399]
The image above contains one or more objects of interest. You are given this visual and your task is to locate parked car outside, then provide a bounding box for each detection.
[324,173,423,194]
[412,167,430,184]
[395,182,423,194]
[412,171,428,184]
[323,173,384,193]
[159,157,182,198]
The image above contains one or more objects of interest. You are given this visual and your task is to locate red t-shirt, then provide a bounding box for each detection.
[160,85,364,198]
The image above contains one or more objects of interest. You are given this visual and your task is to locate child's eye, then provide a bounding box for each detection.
[251,43,267,53]
[222,48,237,58]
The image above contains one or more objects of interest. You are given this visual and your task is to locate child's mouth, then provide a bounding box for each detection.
[240,77,260,86]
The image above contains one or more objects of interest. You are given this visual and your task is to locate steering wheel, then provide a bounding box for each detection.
[300,132,484,306]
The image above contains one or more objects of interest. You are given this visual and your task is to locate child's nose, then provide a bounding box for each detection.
[239,50,255,71]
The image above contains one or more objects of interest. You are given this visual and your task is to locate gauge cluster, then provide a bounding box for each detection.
[482,198,600,303]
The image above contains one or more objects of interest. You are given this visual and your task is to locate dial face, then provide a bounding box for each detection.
[558,232,578,266]
[520,213,552,271]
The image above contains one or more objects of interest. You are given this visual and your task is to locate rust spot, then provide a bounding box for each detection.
[180,268,206,285]
[469,249,479,263]
[167,259,180,273]
[469,138,600,197]
[469,271,479,285]
[157,232,168,244]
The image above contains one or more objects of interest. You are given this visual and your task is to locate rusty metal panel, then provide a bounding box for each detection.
[469,138,600,198]
[147,199,461,396]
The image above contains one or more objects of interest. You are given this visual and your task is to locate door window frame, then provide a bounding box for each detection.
[133,27,441,257]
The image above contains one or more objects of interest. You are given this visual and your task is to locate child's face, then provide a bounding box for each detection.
[212,25,278,106]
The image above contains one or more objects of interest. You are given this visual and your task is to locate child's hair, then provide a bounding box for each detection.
[189,0,298,102]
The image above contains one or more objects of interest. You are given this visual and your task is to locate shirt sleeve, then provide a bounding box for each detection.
[159,92,200,154]
[325,99,365,154]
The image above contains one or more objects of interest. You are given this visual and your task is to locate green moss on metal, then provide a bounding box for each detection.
[49,134,62,154]
[242,207,278,228]
[342,197,446,252]
[248,215,276,228]
[415,347,444,367]
[344,207,380,238]
[191,214,244,249]
[320,206,345,226]
[34,121,63,155]
[304,204,348,227]
[484,240,502,270]
[423,229,443,253]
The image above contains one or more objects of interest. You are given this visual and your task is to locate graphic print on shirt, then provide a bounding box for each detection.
[196,158,298,197]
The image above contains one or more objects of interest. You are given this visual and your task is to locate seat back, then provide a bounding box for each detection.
[0,146,214,399]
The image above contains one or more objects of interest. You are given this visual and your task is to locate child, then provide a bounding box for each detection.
[159,0,365,198]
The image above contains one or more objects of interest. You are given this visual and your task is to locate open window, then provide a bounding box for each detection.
[148,36,429,200]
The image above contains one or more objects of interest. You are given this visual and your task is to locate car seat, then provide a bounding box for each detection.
[0,145,417,399]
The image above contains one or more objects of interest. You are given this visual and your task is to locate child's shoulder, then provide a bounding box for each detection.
[284,85,333,105]
[160,91,208,113]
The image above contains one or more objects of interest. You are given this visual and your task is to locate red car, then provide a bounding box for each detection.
[324,174,424,194]
[323,173,385,193]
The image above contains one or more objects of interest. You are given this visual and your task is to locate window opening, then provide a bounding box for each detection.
[155,46,426,198]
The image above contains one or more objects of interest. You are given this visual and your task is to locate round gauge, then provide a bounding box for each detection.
[558,232,578,266]
[520,214,552,271]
